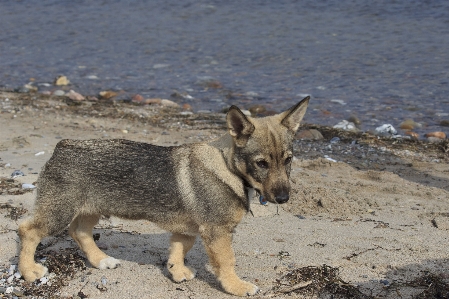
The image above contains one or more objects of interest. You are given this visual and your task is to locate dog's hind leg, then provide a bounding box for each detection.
[68,214,120,270]
[167,233,196,282]
[200,226,259,296]
[18,219,49,281]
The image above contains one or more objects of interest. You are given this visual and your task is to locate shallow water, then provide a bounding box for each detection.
[1,0,448,134]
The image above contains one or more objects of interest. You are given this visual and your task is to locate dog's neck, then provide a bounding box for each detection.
[207,133,237,172]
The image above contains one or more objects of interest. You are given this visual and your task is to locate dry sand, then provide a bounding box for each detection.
[0,92,448,298]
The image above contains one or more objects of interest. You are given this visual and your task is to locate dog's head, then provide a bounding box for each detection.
[227,96,309,204]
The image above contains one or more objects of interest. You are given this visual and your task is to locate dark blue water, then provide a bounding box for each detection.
[1,0,449,134]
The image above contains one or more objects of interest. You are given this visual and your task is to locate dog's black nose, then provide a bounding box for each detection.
[275,193,289,204]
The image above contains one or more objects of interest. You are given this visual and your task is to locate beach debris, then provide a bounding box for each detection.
[11,170,25,178]
[67,90,85,101]
[54,75,70,86]
[375,124,397,136]
[270,265,372,298]
[86,75,99,80]
[22,247,86,298]
[333,120,358,132]
[35,151,45,156]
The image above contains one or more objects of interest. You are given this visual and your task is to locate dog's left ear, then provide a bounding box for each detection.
[280,96,310,132]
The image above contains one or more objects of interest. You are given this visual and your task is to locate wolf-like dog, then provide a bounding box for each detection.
[18,96,309,296]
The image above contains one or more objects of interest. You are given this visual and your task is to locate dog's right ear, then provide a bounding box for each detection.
[227,106,255,147]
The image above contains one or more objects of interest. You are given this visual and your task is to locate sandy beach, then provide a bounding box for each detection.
[1,91,448,298]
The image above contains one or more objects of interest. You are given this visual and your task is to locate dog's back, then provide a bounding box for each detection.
[36,139,247,234]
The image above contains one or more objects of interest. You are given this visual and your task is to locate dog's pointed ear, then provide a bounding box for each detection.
[227,105,255,146]
[280,96,310,132]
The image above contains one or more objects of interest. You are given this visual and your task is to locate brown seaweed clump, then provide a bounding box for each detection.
[22,247,86,299]
[270,265,373,298]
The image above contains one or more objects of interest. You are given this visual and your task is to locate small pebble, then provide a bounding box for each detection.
[99,91,117,99]
[324,155,337,162]
[399,119,421,130]
[347,115,361,125]
[248,104,266,115]
[296,129,323,140]
[67,90,85,101]
[132,94,144,103]
[161,99,180,108]
[241,109,251,116]
[53,90,65,96]
[7,275,14,283]
[54,75,70,86]
[375,124,397,135]
[11,170,25,178]
[40,276,48,284]
[380,279,390,286]
[425,131,446,139]
[333,120,358,132]
[330,137,340,144]
[405,131,419,139]
[144,98,162,105]
[22,183,36,189]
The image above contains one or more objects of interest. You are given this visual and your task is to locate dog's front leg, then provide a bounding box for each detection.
[167,233,197,282]
[200,225,259,296]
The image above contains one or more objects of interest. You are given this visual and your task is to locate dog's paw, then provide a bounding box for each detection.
[20,263,48,282]
[169,265,196,282]
[223,280,259,297]
[98,257,121,269]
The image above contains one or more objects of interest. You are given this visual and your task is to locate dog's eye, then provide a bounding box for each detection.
[285,157,292,165]
[256,160,269,169]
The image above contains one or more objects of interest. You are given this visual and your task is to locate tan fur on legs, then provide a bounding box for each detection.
[18,219,48,282]
[68,214,120,269]
[167,233,196,282]
[201,226,259,296]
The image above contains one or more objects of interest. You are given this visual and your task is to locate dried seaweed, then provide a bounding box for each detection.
[0,202,28,220]
[270,265,373,298]
[22,247,86,298]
